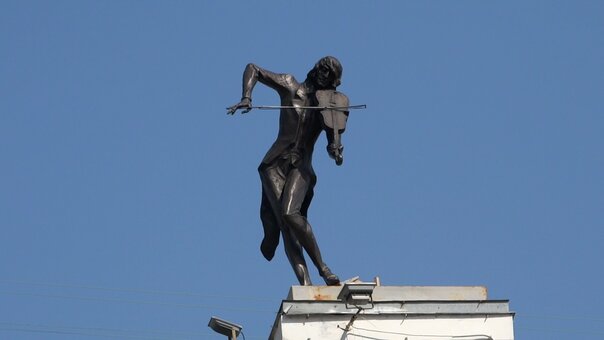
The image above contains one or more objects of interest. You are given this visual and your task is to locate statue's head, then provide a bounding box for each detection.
[307,56,342,89]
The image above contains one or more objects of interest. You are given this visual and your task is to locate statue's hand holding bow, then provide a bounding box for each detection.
[227,97,252,115]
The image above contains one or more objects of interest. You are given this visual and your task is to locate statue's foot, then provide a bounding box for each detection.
[320,267,340,286]
[260,237,277,261]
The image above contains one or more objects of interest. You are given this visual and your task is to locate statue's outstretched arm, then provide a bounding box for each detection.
[227,64,295,115]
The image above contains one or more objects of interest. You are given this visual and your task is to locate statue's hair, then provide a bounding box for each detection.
[307,56,343,88]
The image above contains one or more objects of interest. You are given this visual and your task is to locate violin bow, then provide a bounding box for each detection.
[226,104,367,111]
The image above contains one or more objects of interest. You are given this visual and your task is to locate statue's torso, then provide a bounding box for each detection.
[262,82,322,167]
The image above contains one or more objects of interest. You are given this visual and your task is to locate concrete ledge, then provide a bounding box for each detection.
[282,300,510,315]
[287,285,488,301]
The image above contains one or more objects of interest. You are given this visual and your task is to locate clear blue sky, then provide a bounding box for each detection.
[1,1,603,339]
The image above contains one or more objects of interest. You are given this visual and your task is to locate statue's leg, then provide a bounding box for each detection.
[281,169,340,286]
[282,230,311,285]
[259,163,311,285]
[259,192,279,261]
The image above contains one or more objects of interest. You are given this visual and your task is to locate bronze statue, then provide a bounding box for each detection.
[227,56,355,286]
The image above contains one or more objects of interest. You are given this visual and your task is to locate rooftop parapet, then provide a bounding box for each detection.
[287,285,488,301]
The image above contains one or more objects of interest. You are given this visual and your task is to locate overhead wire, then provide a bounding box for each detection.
[0,279,276,339]
[348,325,498,340]
[515,313,604,336]
[515,325,604,336]
[0,279,276,303]
[0,322,208,340]
[0,321,272,340]
[0,327,163,339]
[517,312,604,323]
[0,290,276,313]
[0,321,208,338]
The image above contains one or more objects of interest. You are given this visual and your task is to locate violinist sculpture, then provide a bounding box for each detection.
[227,56,352,286]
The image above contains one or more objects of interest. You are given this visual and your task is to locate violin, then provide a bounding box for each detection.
[316,89,349,166]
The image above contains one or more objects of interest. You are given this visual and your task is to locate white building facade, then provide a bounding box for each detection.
[270,285,514,340]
